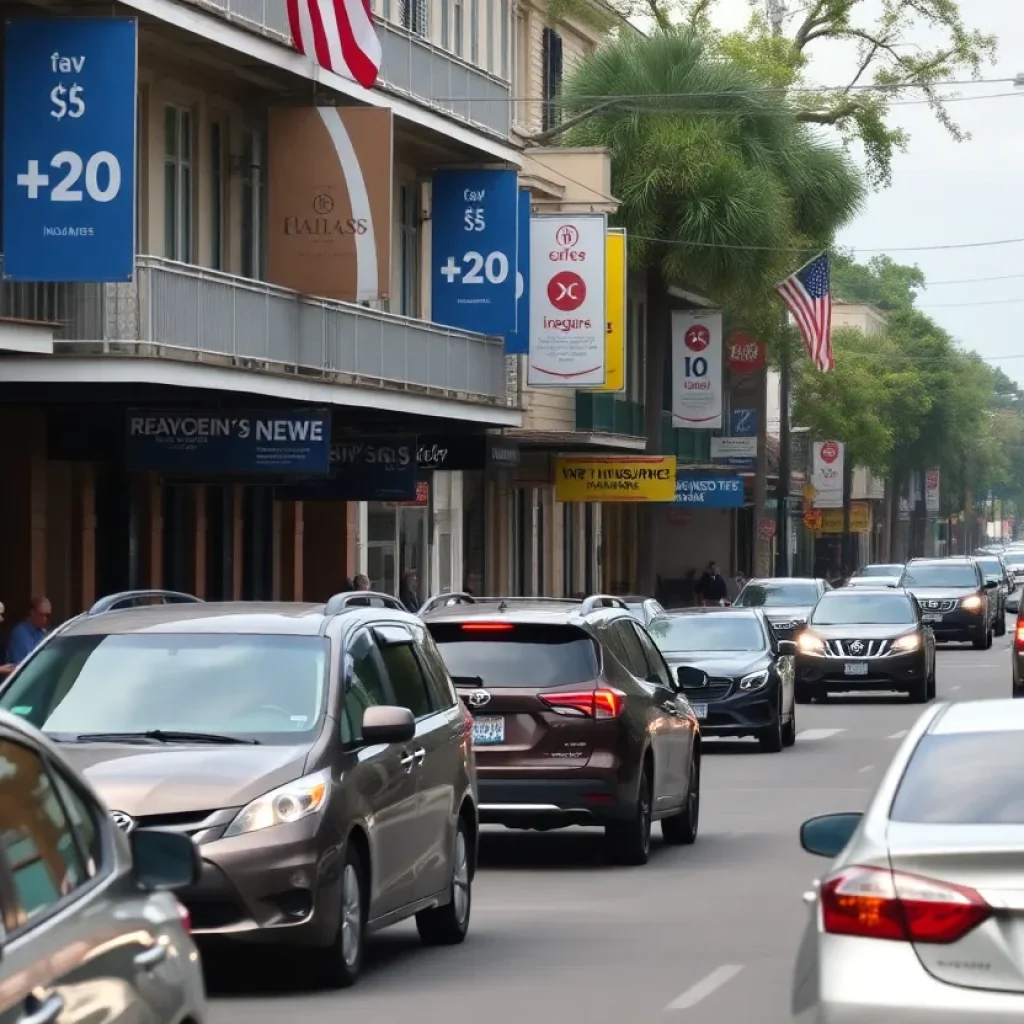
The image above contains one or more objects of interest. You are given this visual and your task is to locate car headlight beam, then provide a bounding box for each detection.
[797,632,826,655]
[739,670,770,691]
[892,633,921,653]
[961,595,984,612]
[223,768,331,839]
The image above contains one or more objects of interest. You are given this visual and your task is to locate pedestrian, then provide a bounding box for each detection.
[0,602,12,677]
[354,574,370,591]
[399,569,421,614]
[342,577,355,591]
[697,562,729,606]
[731,571,748,601]
[6,596,51,667]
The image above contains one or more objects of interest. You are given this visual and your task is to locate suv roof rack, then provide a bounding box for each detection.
[87,590,204,615]
[418,592,476,614]
[580,594,630,614]
[324,591,406,615]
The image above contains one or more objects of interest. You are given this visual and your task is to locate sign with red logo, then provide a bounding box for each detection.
[819,441,840,464]
[670,310,723,429]
[726,332,766,374]
[528,214,607,388]
[810,440,844,509]
[758,517,776,540]
[684,325,710,351]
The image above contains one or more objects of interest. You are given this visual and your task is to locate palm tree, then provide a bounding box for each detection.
[560,28,865,591]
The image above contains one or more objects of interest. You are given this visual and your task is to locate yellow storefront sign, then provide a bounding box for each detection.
[583,229,626,393]
[555,455,677,503]
[817,503,871,534]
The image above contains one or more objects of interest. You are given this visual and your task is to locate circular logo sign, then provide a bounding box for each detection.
[726,332,766,374]
[803,509,823,530]
[684,325,711,352]
[555,224,579,248]
[547,271,586,312]
[758,517,777,540]
[313,193,334,215]
[819,441,840,464]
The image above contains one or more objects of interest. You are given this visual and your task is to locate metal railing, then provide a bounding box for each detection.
[0,260,67,323]
[185,0,511,137]
[59,256,508,403]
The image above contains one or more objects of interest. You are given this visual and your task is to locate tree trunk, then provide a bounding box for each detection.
[881,479,893,561]
[889,469,903,562]
[753,365,770,577]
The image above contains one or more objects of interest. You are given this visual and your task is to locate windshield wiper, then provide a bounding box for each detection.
[74,730,259,745]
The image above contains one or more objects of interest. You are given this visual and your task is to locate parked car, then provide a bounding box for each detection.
[647,607,797,752]
[0,589,478,988]
[421,592,702,865]
[0,709,206,1024]
[794,699,1024,1022]
[1002,549,1024,587]
[898,557,998,649]
[794,586,936,703]
[733,577,831,639]
[973,554,1011,635]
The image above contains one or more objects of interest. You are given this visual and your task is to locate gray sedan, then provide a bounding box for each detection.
[793,698,1024,1021]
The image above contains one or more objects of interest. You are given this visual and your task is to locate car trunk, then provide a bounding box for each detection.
[887,822,1024,994]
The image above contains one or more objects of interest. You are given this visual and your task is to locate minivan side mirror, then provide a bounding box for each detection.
[361,705,416,745]
[799,812,863,858]
[130,829,201,890]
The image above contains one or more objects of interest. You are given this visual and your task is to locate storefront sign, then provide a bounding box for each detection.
[925,468,940,513]
[431,168,519,341]
[555,456,677,503]
[528,214,607,387]
[277,435,417,501]
[3,18,138,282]
[416,435,518,472]
[487,439,520,469]
[710,437,757,460]
[810,440,844,509]
[675,473,745,508]
[671,311,723,429]
[125,409,332,474]
[584,228,626,393]
[817,503,870,534]
[385,480,429,508]
[267,106,392,302]
[725,332,766,374]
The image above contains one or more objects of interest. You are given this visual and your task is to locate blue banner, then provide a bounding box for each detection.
[730,408,757,437]
[3,18,138,282]
[431,169,518,341]
[676,473,746,508]
[277,437,418,501]
[506,188,532,354]
[126,410,332,475]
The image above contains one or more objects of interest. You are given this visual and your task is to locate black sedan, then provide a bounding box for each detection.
[974,554,1010,635]
[733,577,830,640]
[648,608,796,753]
[794,587,936,704]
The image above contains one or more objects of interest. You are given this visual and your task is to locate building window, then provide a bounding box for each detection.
[514,10,528,126]
[470,0,479,64]
[399,184,420,317]
[440,0,449,49]
[163,105,193,262]
[500,0,509,78]
[453,0,463,57]
[240,128,264,280]
[400,0,427,36]
[541,28,563,133]
[209,122,224,271]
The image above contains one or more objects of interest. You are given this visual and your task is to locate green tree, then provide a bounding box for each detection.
[831,253,925,311]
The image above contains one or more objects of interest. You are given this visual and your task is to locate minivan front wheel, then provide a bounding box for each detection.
[416,817,471,946]
[315,845,366,988]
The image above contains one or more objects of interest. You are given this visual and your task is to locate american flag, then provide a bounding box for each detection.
[287,0,382,90]
[776,253,833,372]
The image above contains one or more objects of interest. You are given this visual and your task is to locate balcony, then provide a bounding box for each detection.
[57,257,508,404]
[185,1,512,137]
[575,395,714,462]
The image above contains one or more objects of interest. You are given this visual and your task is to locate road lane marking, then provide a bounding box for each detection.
[951,685,961,691]
[888,730,908,740]
[796,728,844,741]
[858,765,874,773]
[665,965,745,1011]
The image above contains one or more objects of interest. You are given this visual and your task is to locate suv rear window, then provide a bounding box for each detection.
[427,623,599,688]
[891,732,1024,824]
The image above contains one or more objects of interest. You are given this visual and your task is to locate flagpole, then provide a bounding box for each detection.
[774,316,792,577]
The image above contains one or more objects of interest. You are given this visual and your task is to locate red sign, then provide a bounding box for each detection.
[758,517,777,539]
[547,270,586,311]
[726,332,766,374]
[803,509,823,530]
[386,480,429,507]
[684,324,710,352]
[819,441,840,464]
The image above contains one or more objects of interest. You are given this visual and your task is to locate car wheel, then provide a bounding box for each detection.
[781,703,796,747]
[926,668,936,701]
[794,682,813,704]
[973,631,988,650]
[996,614,1007,637]
[416,816,472,946]
[757,703,784,753]
[661,753,699,846]
[908,674,928,704]
[314,845,366,988]
[606,765,652,866]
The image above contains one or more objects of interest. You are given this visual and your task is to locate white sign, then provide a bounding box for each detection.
[810,440,845,509]
[671,311,723,429]
[925,468,940,513]
[527,214,607,387]
[711,436,757,459]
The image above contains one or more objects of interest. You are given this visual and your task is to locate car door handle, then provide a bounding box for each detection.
[413,747,426,765]
[19,992,64,1024]
[399,750,415,771]
[134,943,168,970]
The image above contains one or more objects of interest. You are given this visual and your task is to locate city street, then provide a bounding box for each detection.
[203,622,1013,1023]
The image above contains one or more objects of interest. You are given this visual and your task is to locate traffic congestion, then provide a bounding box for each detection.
[1,550,1022,1023]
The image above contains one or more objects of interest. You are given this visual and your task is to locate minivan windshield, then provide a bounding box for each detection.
[649,615,765,653]
[811,593,916,626]
[900,564,978,588]
[736,582,818,607]
[0,634,329,743]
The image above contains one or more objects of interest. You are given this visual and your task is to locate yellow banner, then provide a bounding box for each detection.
[555,455,677,503]
[817,503,870,534]
[584,229,626,393]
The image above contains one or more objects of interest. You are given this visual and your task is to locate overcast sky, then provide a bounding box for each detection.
[645,0,1024,384]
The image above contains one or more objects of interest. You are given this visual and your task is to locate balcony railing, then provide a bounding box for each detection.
[0,267,66,324]
[57,257,508,404]
[185,1,512,137]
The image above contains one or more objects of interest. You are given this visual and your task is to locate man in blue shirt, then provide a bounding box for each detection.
[6,596,51,666]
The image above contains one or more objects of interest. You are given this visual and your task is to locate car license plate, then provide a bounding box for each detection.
[844,662,869,676]
[690,703,708,719]
[471,716,504,746]
[922,613,942,623]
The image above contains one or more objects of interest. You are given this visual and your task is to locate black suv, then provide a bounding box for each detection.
[898,558,998,649]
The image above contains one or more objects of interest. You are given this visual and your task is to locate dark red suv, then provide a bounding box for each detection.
[420,593,702,865]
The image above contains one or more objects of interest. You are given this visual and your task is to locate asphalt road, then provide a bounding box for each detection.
[204,624,1013,1023]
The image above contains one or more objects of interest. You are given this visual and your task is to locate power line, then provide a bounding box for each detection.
[918,297,1024,309]
[925,273,1024,286]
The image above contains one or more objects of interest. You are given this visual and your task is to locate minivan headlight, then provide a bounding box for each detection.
[961,594,983,612]
[223,768,330,838]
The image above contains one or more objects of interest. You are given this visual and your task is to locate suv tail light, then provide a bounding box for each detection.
[176,901,192,934]
[821,865,990,944]
[539,688,625,719]
[1015,623,1024,650]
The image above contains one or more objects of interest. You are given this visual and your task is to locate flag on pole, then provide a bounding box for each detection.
[287,0,382,89]
[776,252,833,372]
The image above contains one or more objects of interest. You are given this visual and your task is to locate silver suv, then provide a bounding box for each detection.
[0,589,479,988]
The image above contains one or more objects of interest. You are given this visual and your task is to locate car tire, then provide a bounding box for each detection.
[416,816,472,946]
[795,682,813,704]
[996,614,1007,637]
[606,765,652,866]
[973,631,989,650]
[926,663,937,701]
[662,753,700,845]
[314,844,366,989]
[782,704,797,747]
[757,704,784,753]
[908,674,928,704]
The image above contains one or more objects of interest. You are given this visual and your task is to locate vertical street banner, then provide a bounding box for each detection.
[810,440,845,509]
[584,228,627,393]
[925,468,940,513]
[505,188,532,355]
[670,310,723,429]
[528,214,607,387]
[3,18,138,282]
[431,169,519,341]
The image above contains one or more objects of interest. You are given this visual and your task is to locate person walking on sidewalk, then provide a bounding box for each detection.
[6,597,51,667]
[697,563,729,606]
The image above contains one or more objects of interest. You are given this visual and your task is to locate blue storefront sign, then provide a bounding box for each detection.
[126,410,332,475]
[277,437,418,502]
[3,18,138,282]
[676,472,745,508]
[431,169,518,342]
[506,188,532,355]
[731,408,757,437]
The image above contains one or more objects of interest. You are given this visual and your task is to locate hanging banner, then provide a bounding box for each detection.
[528,214,607,387]
[584,228,626,393]
[431,169,518,341]
[505,188,532,355]
[670,310,723,429]
[925,468,940,513]
[554,456,676,503]
[809,440,845,509]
